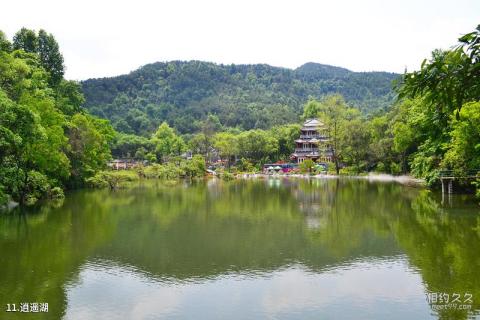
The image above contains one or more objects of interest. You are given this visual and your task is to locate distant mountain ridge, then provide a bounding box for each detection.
[81,60,399,135]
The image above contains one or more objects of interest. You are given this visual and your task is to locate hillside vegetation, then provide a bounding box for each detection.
[81,61,398,135]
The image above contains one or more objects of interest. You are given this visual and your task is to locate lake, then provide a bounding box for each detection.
[0,178,479,319]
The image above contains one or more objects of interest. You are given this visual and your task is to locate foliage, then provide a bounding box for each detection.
[269,124,301,160]
[37,29,65,85]
[339,119,371,173]
[49,186,65,199]
[181,155,206,178]
[151,122,186,162]
[13,28,64,86]
[0,31,12,52]
[87,170,139,189]
[23,171,51,205]
[81,61,398,135]
[0,28,116,205]
[303,94,362,174]
[237,158,255,173]
[442,102,480,175]
[221,172,235,181]
[393,25,480,187]
[144,163,185,180]
[399,25,480,120]
[299,159,316,174]
[237,129,278,163]
[213,132,238,166]
[188,133,212,160]
[67,113,115,186]
[111,133,152,159]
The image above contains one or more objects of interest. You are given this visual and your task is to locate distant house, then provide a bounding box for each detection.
[108,159,145,170]
[290,119,333,163]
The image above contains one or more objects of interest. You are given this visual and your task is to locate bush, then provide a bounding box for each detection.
[23,171,50,205]
[299,159,315,173]
[145,152,157,163]
[160,163,185,180]
[0,185,8,206]
[222,172,235,181]
[238,158,254,173]
[87,170,139,189]
[390,162,402,176]
[375,162,386,173]
[339,166,358,176]
[181,155,206,178]
[473,179,480,199]
[326,162,336,174]
[49,187,65,199]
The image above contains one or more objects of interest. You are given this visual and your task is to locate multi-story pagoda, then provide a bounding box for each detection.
[291,118,333,163]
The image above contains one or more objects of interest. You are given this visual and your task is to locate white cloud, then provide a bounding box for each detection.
[3,0,479,80]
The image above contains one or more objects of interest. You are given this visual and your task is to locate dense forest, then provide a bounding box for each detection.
[81,61,398,135]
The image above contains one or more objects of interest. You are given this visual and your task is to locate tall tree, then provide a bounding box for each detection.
[399,25,480,120]
[67,114,115,186]
[339,119,371,173]
[151,122,186,162]
[0,31,12,52]
[12,28,38,53]
[37,29,65,85]
[213,132,238,166]
[442,102,480,175]
[237,130,278,163]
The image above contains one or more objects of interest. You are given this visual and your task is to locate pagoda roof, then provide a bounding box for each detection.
[303,118,325,128]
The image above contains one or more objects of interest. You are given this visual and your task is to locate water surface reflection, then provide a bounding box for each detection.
[0,178,479,319]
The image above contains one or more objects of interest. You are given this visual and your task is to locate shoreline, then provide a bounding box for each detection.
[235,172,425,187]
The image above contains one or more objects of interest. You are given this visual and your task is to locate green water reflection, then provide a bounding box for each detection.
[0,178,479,319]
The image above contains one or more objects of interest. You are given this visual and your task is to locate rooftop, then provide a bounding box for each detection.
[303,118,325,128]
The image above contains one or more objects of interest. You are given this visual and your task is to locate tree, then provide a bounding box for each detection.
[399,25,480,119]
[0,28,117,205]
[111,133,151,159]
[0,89,37,204]
[55,80,84,115]
[189,133,211,159]
[299,159,316,173]
[302,99,322,119]
[151,122,186,162]
[213,132,238,166]
[392,25,480,184]
[339,119,371,173]
[237,130,278,163]
[135,147,147,160]
[181,155,206,178]
[12,28,38,53]
[269,124,300,161]
[0,31,11,52]
[67,114,114,186]
[442,102,480,175]
[304,94,358,174]
[37,30,64,85]
[368,115,392,172]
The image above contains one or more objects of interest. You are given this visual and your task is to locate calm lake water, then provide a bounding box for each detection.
[1,178,479,319]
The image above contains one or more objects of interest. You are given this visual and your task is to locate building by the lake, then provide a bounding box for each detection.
[290,118,333,163]
[108,159,145,170]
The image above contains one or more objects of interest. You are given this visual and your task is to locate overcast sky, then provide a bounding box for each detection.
[3,0,479,80]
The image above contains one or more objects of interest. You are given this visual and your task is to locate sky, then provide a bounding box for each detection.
[2,0,479,80]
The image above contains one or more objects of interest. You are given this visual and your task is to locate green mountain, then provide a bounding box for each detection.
[81,61,399,135]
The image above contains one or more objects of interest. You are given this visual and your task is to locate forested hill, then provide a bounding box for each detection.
[81,60,399,135]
